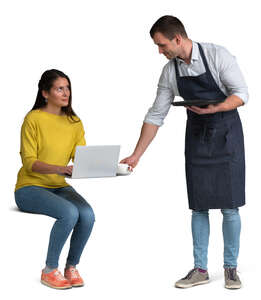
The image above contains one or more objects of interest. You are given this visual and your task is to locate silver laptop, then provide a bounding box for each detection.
[66,145,121,179]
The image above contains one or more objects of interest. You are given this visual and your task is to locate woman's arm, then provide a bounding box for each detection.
[32,160,73,175]
[21,116,73,176]
[71,120,86,162]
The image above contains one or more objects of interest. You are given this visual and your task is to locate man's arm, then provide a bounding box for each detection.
[120,122,159,169]
[121,63,173,169]
[187,46,248,115]
[186,94,244,115]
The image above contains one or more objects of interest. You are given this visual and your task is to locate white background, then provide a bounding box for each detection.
[1,0,260,298]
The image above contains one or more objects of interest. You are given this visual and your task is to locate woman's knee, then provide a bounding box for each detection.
[80,205,95,226]
[63,205,80,227]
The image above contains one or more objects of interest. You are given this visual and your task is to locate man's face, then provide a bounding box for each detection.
[153,32,179,60]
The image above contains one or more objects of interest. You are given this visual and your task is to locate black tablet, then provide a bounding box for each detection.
[171,99,225,107]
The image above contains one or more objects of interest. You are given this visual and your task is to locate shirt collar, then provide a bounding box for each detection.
[176,41,199,65]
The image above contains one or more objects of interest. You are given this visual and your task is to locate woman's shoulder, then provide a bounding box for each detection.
[24,109,41,123]
[69,115,83,126]
[71,115,81,122]
[71,116,85,135]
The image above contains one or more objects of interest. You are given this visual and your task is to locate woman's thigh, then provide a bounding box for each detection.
[15,185,79,220]
[54,186,95,221]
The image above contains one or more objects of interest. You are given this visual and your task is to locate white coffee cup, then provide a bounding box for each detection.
[117,163,131,175]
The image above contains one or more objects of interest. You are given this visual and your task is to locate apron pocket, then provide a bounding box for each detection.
[186,161,232,209]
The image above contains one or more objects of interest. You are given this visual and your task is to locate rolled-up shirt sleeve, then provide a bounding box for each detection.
[144,63,174,126]
[218,47,249,104]
[20,117,38,172]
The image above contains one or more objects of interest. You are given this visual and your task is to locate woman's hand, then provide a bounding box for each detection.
[57,165,73,176]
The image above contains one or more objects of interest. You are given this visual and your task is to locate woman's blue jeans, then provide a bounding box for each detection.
[192,209,241,270]
[15,185,95,268]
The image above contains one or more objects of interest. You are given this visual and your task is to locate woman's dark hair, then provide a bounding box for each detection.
[150,15,188,40]
[31,69,79,122]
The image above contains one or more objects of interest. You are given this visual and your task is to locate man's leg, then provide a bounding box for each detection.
[175,210,210,288]
[221,208,241,289]
[192,210,210,270]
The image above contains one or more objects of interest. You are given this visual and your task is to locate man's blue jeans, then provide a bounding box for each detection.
[15,185,95,268]
[192,209,241,270]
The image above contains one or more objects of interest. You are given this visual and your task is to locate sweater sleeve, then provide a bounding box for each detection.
[20,117,38,172]
[71,121,86,162]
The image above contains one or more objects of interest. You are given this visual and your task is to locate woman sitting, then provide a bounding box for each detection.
[15,69,95,289]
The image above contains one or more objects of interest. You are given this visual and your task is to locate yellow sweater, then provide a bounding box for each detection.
[15,109,86,191]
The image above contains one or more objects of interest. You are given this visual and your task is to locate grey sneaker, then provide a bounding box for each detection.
[224,268,241,289]
[175,268,209,288]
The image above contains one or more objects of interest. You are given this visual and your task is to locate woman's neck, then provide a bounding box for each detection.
[40,104,64,116]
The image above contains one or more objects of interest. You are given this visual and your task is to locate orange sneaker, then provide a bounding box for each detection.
[41,269,72,289]
[64,266,84,287]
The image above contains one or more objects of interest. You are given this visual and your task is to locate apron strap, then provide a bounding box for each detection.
[197,43,212,76]
[174,57,180,78]
[174,43,211,78]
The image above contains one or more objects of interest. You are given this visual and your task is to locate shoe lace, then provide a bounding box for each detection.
[54,270,66,281]
[226,268,237,281]
[182,268,197,280]
[69,268,79,279]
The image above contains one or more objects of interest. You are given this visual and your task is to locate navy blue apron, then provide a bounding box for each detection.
[174,43,245,210]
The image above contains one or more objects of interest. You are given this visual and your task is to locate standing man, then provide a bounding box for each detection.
[121,15,248,289]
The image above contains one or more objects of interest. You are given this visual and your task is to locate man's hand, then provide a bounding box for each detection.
[185,95,244,114]
[185,104,221,115]
[120,154,140,171]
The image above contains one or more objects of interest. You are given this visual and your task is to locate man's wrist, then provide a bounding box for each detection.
[216,101,228,112]
[132,152,141,161]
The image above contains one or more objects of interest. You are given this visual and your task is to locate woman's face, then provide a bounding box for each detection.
[43,77,70,108]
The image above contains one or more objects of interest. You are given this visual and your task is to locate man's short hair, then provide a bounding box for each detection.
[150,15,188,40]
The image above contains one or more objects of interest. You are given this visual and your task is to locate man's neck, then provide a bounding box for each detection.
[178,39,193,65]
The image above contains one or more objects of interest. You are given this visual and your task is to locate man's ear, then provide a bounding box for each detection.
[174,34,183,45]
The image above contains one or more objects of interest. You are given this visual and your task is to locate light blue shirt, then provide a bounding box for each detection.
[144,41,249,126]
